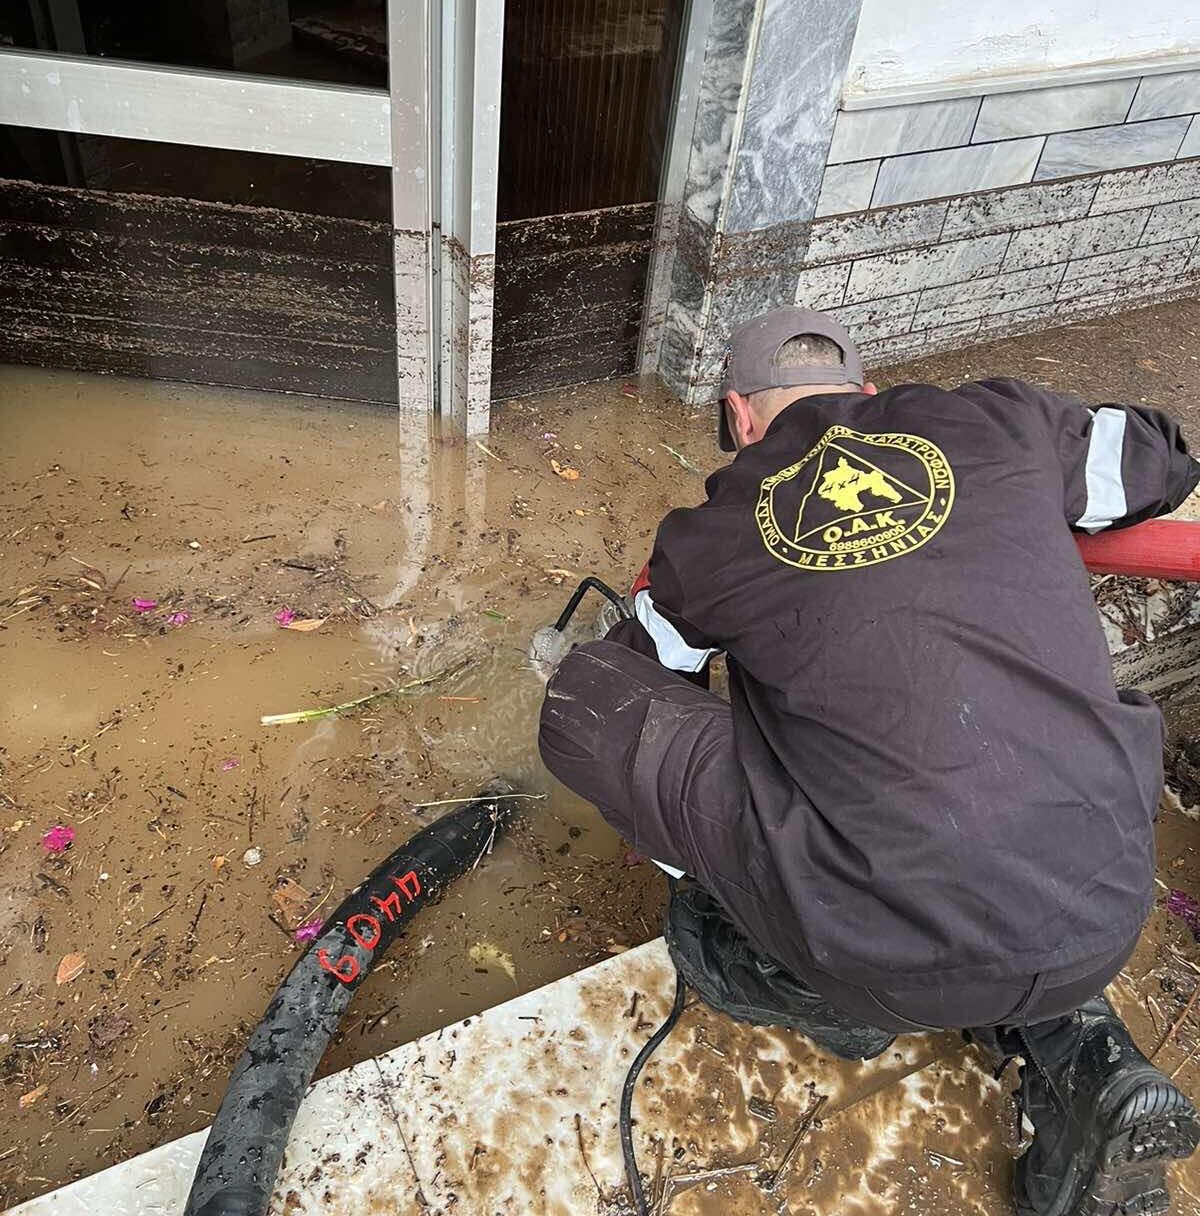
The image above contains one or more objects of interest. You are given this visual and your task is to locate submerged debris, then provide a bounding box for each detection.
[259,657,473,726]
[55,952,87,985]
[87,1010,132,1056]
[469,941,517,985]
[660,443,703,474]
[294,917,324,944]
[271,879,312,926]
[40,824,75,854]
[279,616,326,633]
[1168,889,1200,941]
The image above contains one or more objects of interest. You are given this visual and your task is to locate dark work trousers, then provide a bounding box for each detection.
[538,640,1139,1035]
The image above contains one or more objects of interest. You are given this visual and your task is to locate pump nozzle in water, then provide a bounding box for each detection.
[528,576,632,676]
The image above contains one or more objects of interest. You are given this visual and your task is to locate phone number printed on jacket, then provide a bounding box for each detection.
[755,426,955,571]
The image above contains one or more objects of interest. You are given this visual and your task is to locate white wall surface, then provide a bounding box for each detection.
[845,0,1200,97]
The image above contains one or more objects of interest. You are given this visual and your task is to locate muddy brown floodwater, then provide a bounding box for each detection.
[2,294,1200,1212]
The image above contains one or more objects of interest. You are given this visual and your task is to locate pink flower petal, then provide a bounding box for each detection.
[274,607,297,626]
[167,611,191,626]
[1168,889,1200,941]
[221,757,240,772]
[132,598,157,613]
[41,825,76,853]
[294,917,324,944]
[541,431,558,440]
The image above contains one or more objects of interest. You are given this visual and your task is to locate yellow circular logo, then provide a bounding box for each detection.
[755,426,955,571]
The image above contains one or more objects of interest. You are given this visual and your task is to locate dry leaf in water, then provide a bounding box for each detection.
[469,940,517,985]
[282,617,327,633]
[19,1084,48,1109]
[56,951,86,985]
[272,878,311,925]
[549,459,581,481]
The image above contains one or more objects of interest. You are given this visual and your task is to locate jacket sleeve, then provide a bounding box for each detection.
[976,378,1200,533]
[603,525,722,679]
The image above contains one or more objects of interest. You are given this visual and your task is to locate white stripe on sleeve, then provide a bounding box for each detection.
[633,589,718,673]
[1076,407,1129,533]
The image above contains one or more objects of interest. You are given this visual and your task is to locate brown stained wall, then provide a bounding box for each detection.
[490,202,656,400]
[0,179,398,404]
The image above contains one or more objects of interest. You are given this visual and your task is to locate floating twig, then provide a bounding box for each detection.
[410,793,546,811]
[660,443,703,474]
[260,658,473,726]
[1152,982,1200,1060]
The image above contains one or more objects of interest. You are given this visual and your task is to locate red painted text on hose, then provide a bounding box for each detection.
[316,868,423,985]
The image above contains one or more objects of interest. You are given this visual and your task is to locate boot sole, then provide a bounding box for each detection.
[1080,1077,1200,1216]
[1049,1072,1200,1216]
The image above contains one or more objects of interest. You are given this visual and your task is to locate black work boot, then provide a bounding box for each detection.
[1007,994,1200,1216]
[664,883,896,1061]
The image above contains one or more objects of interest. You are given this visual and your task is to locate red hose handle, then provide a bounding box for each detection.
[1076,519,1200,581]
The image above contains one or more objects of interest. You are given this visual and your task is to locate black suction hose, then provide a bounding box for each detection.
[553,577,632,633]
[619,877,687,1216]
[183,787,519,1216]
[620,971,687,1215]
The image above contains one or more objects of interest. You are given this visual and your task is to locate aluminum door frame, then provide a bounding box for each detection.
[0,14,504,430]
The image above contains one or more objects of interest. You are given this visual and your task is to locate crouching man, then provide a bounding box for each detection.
[539,307,1200,1215]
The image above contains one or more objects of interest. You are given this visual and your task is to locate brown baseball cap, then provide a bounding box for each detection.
[717,307,863,451]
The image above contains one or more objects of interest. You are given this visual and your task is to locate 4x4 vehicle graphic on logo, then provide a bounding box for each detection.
[755,426,955,571]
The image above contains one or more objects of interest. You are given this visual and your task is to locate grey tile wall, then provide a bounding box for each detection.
[792,260,853,309]
[1141,198,1200,245]
[804,200,947,264]
[1091,160,1200,214]
[662,54,1200,402]
[941,178,1099,240]
[872,138,1044,208]
[819,62,1200,217]
[973,79,1138,142]
[815,160,879,217]
[832,292,921,342]
[912,265,1066,328]
[1179,118,1200,161]
[1128,70,1200,122]
[725,0,862,233]
[844,234,1008,303]
[1056,239,1196,301]
[787,153,1200,379]
[1003,210,1151,271]
[827,97,979,164]
[1035,117,1191,180]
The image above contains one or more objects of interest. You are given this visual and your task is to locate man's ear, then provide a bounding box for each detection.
[726,390,756,449]
[862,381,879,396]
